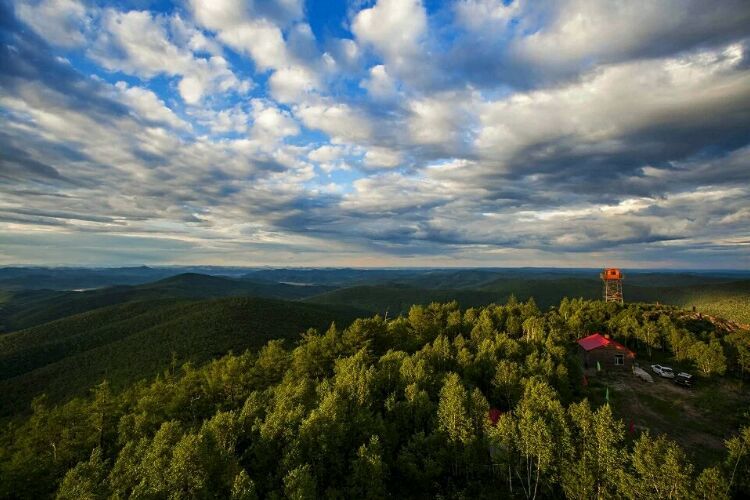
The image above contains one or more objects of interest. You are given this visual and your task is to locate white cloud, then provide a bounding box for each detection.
[188,0,249,31]
[287,22,319,62]
[269,65,319,103]
[188,0,325,105]
[113,82,191,131]
[217,19,291,71]
[189,0,298,71]
[475,44,750,162]
[294,101,373,143]
[217,110,249,135]
[5,0,750,266]
[408,91,478,148]
[509,0,750,74]
[188,0,303,31]
[193,105,250,135]
[178,55,251,105]
[454,0,523,31]
[325,39,361,73]
[361,65,397,100]
[308,145,352,174]
[349,0,440,89]
[309,144,346,163]
[341,172,454,213]
[169,15,224,56]
[352,0,427,72]
[91,10,191,77]
[16,0,89,48]
[90,9,250,104]
[249,99,300,144]
[363,146,401,169]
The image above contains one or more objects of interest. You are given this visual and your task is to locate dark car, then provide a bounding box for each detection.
[673,372,694,387]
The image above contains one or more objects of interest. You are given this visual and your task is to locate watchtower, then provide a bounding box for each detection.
[600,268,624,304]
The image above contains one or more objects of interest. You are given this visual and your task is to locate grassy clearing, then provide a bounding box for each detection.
[584,369,749,468]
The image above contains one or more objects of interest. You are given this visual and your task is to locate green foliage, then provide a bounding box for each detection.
[725,426,750,495]
[0,298,747,499]
[625,432,694,499]
[725,330,750,381]
[283,464,317,500]
[562,401,626,499]
[0,297,362,415]
[689,339,728,376]
[349,435,387,499]
[230,470,257,500]
[694,466,729,500]
[437,373,474,446]
[55,448,109,500]
[305,284,499,315]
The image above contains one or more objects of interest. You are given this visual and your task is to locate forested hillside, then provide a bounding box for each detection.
[1,298,748,498]
[0,273,334,333]
[302,276,750,325]
[629,280,750,325]
[3,268,750,328]
[0,297,362,416]
[304,284,499,314]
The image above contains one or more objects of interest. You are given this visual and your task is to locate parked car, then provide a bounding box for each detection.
[673,372,694,387]
[650,364,675,378]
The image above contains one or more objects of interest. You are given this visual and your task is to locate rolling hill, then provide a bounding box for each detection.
[477,277,601,306]
[0,273,334,333]
[627,279,750,325]
[0,266,177,290]
[0,296,362,416]
[304,276,750,325]
[305,284,501,314]
[303,278,609,315]
[241,267,427,286]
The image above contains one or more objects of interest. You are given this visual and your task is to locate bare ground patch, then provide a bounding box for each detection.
[584,369,749,467]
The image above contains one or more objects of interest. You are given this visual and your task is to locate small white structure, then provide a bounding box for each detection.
[633,366,654,383]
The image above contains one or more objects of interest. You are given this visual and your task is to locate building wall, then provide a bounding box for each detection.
[579,345,634,370]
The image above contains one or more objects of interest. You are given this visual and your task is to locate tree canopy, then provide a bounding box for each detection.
[1,298,748,499]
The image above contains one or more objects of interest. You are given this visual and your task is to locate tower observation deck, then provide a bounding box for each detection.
[601,268,624,304]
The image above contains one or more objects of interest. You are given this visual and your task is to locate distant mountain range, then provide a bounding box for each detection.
[2,265,747,291]
[0,273,334,332]
[2,267,748,416]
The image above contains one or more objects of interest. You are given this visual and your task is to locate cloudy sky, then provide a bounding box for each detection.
[1,0,749,268]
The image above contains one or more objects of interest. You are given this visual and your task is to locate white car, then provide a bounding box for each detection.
[651,364,675,379]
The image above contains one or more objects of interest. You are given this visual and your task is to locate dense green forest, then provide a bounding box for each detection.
[0,297,363,416]
[1,298,748,499]
[304,284,499,315]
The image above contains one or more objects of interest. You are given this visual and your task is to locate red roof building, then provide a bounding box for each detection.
[488,408,502,426]
[577,333,635,370]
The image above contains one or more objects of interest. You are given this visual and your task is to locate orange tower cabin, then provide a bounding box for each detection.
[600,268,624,304]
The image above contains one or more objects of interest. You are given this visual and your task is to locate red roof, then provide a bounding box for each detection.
[488,408,503,426]
[577,333,634,356]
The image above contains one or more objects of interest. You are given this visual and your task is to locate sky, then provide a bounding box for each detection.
[1,0,749,268]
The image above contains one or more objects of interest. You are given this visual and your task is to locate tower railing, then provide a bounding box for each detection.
[601,268,624,304]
